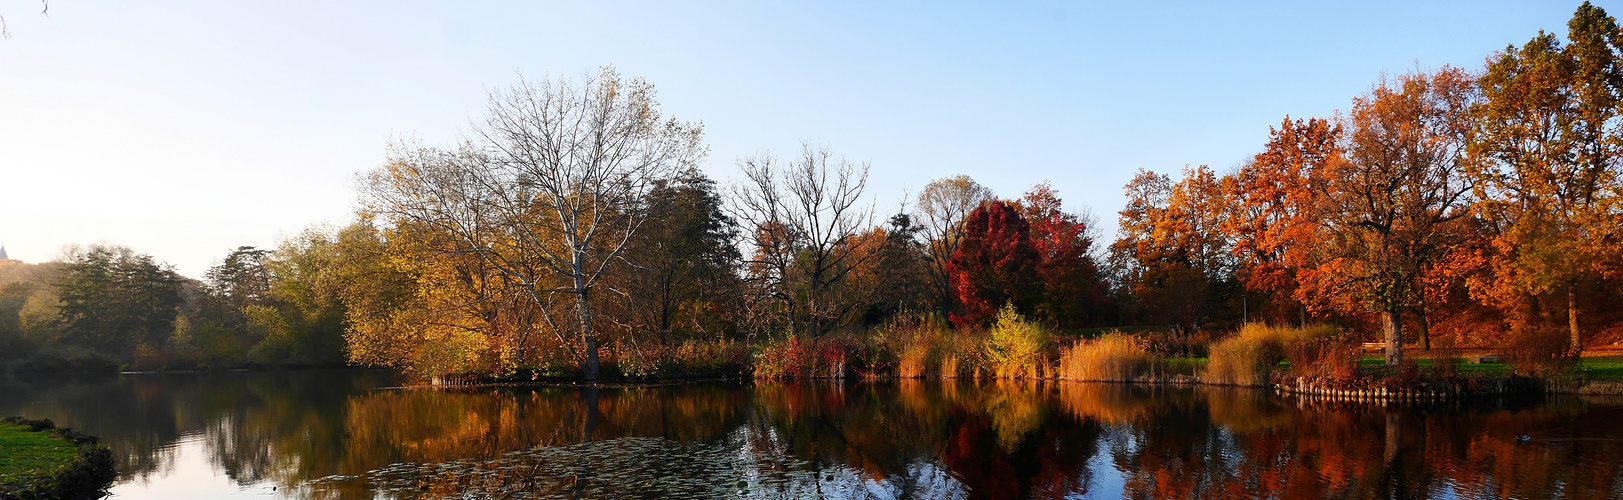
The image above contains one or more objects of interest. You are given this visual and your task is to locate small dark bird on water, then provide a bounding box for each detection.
[1516,435,1532,443]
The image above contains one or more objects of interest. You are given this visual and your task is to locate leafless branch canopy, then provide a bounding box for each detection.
[362,68,704,374]
[730,144,872,337]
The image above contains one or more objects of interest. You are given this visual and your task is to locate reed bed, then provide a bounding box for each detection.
[1057,333,1153,382]
[1203,323,1340,386]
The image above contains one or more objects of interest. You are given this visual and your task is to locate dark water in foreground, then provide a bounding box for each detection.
[2,371,1622,499]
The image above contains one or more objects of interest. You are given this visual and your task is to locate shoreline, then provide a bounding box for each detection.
[405,371,1623,404]
[0,417,116,499]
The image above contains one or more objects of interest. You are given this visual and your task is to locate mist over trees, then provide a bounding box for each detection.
[3,3,1623,375]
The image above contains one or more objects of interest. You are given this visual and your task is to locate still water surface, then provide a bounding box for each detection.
[2,370,1622,499]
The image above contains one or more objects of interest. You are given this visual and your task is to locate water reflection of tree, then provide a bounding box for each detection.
[1072,387,1623,499]
[7,374,1623,498]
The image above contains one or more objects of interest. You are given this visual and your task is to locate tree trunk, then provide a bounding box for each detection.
[573,387,600,497]
[1569,285,1582,355]
[577,273,600,380]
[1416,311,1430,351]
[1382,309,1403,366]
[1384,411,1401,464]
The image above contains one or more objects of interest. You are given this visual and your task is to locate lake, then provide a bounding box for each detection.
[1,370,1620,499]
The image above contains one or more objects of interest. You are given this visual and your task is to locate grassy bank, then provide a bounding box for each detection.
[0,417,116,498]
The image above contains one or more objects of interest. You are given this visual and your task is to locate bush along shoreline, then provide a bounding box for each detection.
[0,417,116,500]
[414,312,1598,404]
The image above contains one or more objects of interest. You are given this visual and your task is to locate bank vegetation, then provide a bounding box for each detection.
[1,4,1622,393]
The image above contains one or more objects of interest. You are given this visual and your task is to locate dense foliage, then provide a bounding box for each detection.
[3,4,1622,376]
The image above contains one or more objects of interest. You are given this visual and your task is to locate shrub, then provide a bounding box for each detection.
[1281,325,1352,378]
[752,335,854,379]
[876,313,950,378]
[1057,332,1153,381]
[1205,334,1276,386]
[752,336,811,380]
[984,305,1048,379]
[13,348,118,375]
[615,338,749,378]
[1504,323,1576,377]
[1429,356,1462,383]
[1140,325,1214,358]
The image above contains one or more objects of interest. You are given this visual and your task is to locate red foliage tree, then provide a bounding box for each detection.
[1019,183,1108,328]
[948,200,1040,328]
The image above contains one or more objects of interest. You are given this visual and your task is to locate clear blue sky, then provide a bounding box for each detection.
[0,1,1609,277]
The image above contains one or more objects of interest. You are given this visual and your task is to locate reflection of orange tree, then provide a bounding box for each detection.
[1408,398,1623,498]
[1092,387,1623,499]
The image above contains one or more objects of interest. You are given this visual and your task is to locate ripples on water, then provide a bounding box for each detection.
[2,370,1621,499]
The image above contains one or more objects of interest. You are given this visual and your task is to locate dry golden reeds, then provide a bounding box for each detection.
[1057,332,1153,382]
[1203,323,1340,386]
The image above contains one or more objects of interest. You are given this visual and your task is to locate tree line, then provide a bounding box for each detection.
[1114,3,1623,366]
[2,3,1621,376]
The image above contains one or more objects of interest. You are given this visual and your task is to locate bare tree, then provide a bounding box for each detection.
[914,175,995,313]
[0,0,47,39]
[364,68,704,379]
[731,144,873,338]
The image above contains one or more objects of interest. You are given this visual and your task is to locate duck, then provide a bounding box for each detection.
[1516,435,1532,443]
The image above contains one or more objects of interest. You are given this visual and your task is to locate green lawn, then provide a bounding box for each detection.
[0,423,80,492]
[1348,356,1623,380]
[1159,357,1208,376]
[1576,356,1623,380]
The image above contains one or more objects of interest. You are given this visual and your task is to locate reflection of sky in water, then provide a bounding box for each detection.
[1088,444,1124,499]
[98,423,1259,499]
[3,372,1623,499]
[108,432,280,499]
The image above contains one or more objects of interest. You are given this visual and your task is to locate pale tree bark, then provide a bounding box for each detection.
[1382,309,1403,366]
[365,68,703,379]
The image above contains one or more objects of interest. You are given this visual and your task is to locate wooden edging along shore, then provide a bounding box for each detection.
[409,369,1623,405]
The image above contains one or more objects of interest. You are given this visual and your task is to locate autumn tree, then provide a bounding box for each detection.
[844,212,932,325]
[1110,166,1234,337]
[1308,67,1476,365]
[620,168,741,343]
[948,200,1040,328]
[915,175,996,314]
[0,260,60,361]
[1016,182,1108,328]
[1223,118,1340,325]
[1470,2,1623,353]
[364,68,703,379]
[731,144,874,338]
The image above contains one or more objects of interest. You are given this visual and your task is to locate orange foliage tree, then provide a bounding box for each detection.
[1301,67,1476,365]
[1110,166,1235,338]
[1223,117,1340,325]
